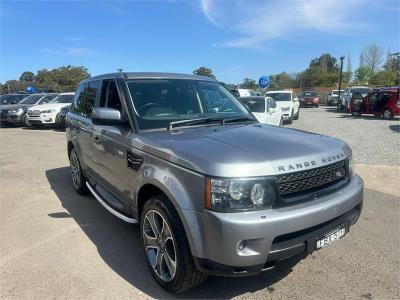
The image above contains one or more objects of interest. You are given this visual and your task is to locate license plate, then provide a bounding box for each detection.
[315,226,346,250]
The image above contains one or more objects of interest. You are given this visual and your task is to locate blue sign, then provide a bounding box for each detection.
[26,85,36,94]
[258,75,269,89]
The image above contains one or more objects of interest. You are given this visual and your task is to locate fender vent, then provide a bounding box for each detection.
[127,151,143,171]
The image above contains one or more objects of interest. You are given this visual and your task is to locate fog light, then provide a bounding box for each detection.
[237,240,246,250]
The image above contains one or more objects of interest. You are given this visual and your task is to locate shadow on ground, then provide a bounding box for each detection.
[389,125,400,132]
[46,167,305,299]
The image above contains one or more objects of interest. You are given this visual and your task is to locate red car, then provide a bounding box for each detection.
[349,87,400,120]
[300,90,320,108]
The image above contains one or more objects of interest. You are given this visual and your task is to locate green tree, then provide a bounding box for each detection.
[240,77,258,90]
[193,67,216,79]
[3,80,28,93]
[369,70,397,86]
[309,53,338,72]
[19,71,35,82]
[354,66,372,84]
[35,66,90,91]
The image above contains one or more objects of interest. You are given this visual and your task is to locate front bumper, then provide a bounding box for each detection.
[184,175,363,276]
[27,112,58,125]
[0,113,24,124]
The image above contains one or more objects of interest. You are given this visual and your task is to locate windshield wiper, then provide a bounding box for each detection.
[168,117,224,131]
[222,116,256,125]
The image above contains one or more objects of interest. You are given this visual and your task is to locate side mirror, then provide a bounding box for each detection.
[92,107,127,126]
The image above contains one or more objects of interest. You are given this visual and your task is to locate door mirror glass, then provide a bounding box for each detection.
[92,107,126,126]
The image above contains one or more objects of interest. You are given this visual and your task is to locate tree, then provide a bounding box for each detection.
[19,71,35,82]
[369,70,397,86]
[354,66,372,84]
[309,53,338,73]
[35,66,90,91]
[240,78,258,90]
[360,44,383,72]
[193,67,216,79]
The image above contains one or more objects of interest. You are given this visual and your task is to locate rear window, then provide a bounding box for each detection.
[302,91,317,97]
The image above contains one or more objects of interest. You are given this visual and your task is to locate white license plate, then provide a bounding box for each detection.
[316,226,346,250]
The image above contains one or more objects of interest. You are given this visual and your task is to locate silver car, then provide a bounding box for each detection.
[66,73,363,293]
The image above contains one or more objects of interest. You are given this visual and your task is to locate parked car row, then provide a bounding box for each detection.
[0,92,73,128]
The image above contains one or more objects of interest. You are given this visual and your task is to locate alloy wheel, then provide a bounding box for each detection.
[383,109,392,120]
[70,151,81,189]
[143,210,177,282]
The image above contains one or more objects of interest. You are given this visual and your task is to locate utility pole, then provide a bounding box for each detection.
[337,56,345,111]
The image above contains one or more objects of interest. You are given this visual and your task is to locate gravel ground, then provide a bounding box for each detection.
[0,118,399,300]
[285,106,400,166]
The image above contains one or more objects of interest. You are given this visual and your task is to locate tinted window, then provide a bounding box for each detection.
[50,94,74,104]
[71,84,87,115]
[99,80,123,112]
[241,97,265,113]
[38,94,58,104]
[19,94,44,104]
[0,94,27,105]
[82,80,100,117]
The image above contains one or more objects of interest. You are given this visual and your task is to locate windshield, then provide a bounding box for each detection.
[302,91,317,97]
[50,94,74,103]
[351,88,370,95]
[241,97,265,113]
[19,94,44,104]
[38,94,58,104]
[332,90,339,95]
[265,92,291,101]
[127,79,251,130]
[0,94,27,105]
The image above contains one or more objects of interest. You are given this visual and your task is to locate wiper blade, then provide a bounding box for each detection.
[222,116,256,125]
[168,117,224,131]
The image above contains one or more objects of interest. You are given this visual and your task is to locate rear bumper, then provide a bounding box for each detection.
[184,175,364,276]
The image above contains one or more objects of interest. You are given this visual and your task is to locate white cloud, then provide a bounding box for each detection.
[200,0,369,49]
[41,47,90,56]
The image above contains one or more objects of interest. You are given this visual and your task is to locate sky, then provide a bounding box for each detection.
[1,0,399,83]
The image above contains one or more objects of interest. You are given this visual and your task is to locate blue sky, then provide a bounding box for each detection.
[1,0,399,83]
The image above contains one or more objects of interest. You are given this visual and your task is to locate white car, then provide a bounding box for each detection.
[237,88,257,97]
[240,96,283,126]
[27,92,74,127]
[264,90,300,123]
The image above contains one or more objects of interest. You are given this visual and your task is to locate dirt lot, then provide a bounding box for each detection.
[1,109,399,299]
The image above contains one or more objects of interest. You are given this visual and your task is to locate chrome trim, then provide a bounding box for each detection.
[85,182,138,223]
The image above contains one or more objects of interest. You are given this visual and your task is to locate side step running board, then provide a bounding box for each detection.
[86,182,138,224]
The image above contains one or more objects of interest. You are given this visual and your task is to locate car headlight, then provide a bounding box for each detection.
[9,108,23,114]
[41,109,56,114]
[205,177,276,212]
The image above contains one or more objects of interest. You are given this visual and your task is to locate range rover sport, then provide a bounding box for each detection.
[66,72,363,293]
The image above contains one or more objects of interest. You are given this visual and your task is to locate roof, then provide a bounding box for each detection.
[83,72,217,83]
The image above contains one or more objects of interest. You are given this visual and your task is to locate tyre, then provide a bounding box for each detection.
[294,109,299,120]
[383,109,393,120]
[351,112,361,117]
[69,147,88,194]
[23,114,29,126]
[140,196,207,294]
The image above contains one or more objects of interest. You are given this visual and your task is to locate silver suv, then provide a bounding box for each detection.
[66,73,363,293]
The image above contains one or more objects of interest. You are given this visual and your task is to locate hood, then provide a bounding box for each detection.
[29,103,70,111]
[131,124,350,177]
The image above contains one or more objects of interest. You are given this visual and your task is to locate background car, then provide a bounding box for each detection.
[27,92,74,127]
[0,93,28,105]
[341,86,371,112]
[265,90,300,123]
[240,96,283,126]
[349,87,399,119]
[58,105,70,129]
[0,93,58,126]
[327,90,341,106]
[300,90,320,108]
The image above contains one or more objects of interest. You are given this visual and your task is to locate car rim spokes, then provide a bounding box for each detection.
[70,152,80,188]
[143,210,177,282]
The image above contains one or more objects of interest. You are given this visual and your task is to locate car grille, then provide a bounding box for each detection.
[275,160,346,196]
[1,110,8,117]
[27,110,40,117]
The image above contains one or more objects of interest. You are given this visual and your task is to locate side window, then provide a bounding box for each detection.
[269,98,277,109]
[99,80,122,112]
[71,83,87,115]
[82,80,100,117]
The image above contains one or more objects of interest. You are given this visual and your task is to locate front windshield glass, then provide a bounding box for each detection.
[302,91,317,97]
[265,92,291,101]
[50,94,74,103]
[127,79,251,130]
[38,94,58,104]
[19,94,44,104]
[0,94,27,105]
[241,97,265,113]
